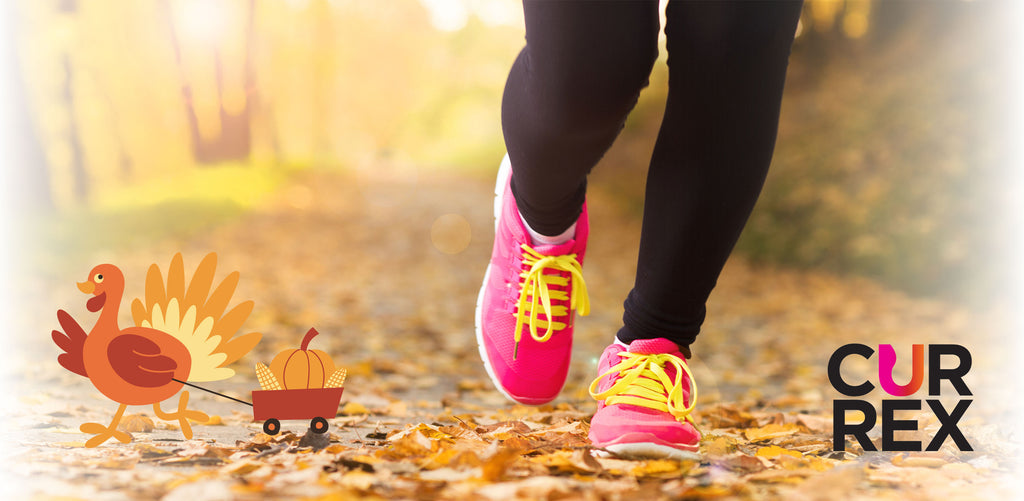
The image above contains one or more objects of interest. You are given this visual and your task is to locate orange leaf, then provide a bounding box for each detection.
[755,445,803,459]
[744,423,800,442]
[118,414,155,433]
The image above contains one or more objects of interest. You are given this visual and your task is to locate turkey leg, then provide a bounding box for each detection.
[80,403,132,447]
[154,391,209,439]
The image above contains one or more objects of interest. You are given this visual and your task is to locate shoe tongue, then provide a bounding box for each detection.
[628,338,683,357]
[531,239,577,256]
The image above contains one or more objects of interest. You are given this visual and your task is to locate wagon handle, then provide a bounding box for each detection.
[173,378,254,407]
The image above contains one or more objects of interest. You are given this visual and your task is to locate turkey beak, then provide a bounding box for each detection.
[77,281,95,294]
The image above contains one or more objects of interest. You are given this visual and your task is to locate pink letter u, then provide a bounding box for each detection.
[878,344,924,396]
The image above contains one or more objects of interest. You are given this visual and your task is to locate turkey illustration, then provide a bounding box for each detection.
[51,253,262,447]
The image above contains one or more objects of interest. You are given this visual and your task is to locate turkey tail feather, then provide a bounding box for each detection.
[166,253,186,303]
[52,309,87,377]
[200,271,238,323]
[133,253,261,383]
[218,331,262,367]
[184,253,217,311]
[145,263,166,313]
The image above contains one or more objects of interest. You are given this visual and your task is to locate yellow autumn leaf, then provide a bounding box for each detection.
[421,448,482,471]
[744,423,801,442]
[804,456,838,472]
[756,445,803,459]
[133,443,173,459]
[341,402,369,415]
[704,435,738,456]
[480,447,522,482]
[118,414,155,433]
[631,459,692,478]
[385,433,434,457]
[529,449,603,475]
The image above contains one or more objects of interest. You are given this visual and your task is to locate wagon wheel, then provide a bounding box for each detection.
[310,417,329,434]
[263,418,281,435]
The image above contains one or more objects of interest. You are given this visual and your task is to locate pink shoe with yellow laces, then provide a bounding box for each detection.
[589,338,701,459]
[475,155,590,405]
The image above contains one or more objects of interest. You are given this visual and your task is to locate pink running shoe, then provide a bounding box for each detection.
[475,155,590,405]
[589,338,701,459]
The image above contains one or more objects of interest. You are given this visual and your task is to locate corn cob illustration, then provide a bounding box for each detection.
[325,368,347,389]
[256,362,283,391]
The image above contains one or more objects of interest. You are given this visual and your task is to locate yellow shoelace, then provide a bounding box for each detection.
[513,244,590,359]
[588,351,698,424]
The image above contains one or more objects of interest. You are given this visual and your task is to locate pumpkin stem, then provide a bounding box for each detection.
[300,327,319,351]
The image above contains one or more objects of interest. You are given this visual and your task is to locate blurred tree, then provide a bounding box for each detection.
[165,0,254,164]
[3,2,52,211]
[60,52,87,203]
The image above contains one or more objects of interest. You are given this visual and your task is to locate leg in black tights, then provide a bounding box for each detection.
[503,0,659,236]
[502,0,803,353]
[618,1,803,353]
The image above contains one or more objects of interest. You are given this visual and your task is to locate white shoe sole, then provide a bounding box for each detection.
[474,155,521,404]
[594,442,702,461]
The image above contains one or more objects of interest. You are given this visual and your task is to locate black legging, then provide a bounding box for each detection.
[503,0,803,352]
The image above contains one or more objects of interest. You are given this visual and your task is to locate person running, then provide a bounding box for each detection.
[475,0,803,459]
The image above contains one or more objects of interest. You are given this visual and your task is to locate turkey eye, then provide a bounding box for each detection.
[94,274,104,283]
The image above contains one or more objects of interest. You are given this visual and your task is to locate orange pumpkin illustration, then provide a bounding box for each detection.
[269,328,336,390]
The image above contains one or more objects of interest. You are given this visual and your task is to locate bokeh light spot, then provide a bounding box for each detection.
[430,213,472,255]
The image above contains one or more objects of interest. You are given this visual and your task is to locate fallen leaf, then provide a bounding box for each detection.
[342,402,370,415]
[530,449,602,475]
[220,459,262,476]
[756,445,803,459]
[716,452,770,473]
[699,404,759,428]
[744,423,800,442]
[175,442,233,459]
[135,443,174,459]
[480,445,522,482]
[630,459,694,479]
[745,468,812,483]
[795,413,832,433]
[337,470,379,490]
[119,414,155,433]
[457,379,487,392]
[704,435,739,456]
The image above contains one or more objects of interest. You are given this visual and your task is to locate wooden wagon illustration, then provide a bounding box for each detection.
[250,328,347,435]
[251,386,345,435]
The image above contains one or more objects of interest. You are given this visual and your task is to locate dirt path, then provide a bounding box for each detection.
[4,167,1018,499]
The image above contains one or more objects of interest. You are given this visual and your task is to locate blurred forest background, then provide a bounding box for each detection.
[4,0,1020,307]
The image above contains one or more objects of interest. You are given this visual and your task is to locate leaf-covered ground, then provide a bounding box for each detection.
[4,167,1020,500]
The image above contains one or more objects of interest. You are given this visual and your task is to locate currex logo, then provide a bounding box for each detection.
[828,343,972,452]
